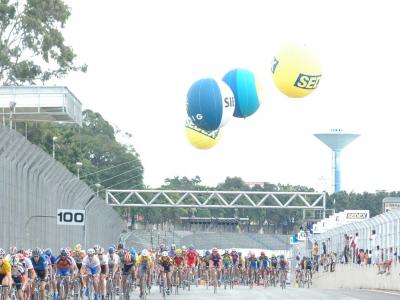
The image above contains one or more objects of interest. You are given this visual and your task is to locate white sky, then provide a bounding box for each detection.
[59,0,400,193]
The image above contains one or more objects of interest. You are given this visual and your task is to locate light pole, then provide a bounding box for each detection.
[9,101,16,130]
[95,183,102,198]
[52,136,58,159]
[76,161,82,180]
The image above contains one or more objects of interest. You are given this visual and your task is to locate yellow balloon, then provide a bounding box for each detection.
[272,44,321,98]
[185,119,221,149]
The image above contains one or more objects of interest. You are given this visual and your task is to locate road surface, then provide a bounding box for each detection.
[141,286,400,299]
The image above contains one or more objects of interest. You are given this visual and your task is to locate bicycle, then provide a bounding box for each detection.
[71,276,81,300]
[158,271,167,300]
[57,275,70,300]
[279,270,286,290]
[210,267,218,295]
[305,269,312,288]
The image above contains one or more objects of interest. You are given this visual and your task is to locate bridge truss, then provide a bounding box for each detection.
[106,190,327,217]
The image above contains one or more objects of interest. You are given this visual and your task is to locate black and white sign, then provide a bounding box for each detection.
[57,209,85,226]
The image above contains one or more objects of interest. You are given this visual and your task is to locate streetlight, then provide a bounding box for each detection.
[76,161,83,179]
[95,183,102,197]
[52,136,58,159]
[9,101,16,130]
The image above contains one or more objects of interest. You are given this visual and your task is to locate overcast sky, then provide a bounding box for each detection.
[59,0,400,193]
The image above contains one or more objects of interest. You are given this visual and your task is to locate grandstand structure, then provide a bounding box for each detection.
[123,229,290,251]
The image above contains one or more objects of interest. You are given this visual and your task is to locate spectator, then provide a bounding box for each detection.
[383,247,393,275]
[359,249,364,266]
[363,250,369,266]
[369,229,376,251]
[368,250,372,265]
[374,245,383,274]
[344,234,350,263]
[322,241,327,256]
[313,241,319,271]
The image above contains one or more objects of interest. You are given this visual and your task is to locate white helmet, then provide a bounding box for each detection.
[87,248,95,255]
[162,251,168,257]
[141,249,149,257]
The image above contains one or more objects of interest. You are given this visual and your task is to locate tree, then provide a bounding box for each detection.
[0,0,86,85]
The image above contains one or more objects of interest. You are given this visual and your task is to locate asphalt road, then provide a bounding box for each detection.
[141,286,400,300]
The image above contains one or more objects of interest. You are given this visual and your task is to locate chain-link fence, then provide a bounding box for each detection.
[0,127,126,250]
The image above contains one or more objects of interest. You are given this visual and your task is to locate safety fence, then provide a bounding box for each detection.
[0,127,126,250]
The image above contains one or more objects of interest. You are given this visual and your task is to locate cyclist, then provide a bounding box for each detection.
[0,249,12,300]
[31,248,49,300]
[55,248,75,300]
[107,246,120,295]
[97,248,109,300]
[136,249,152,298]
[221,249,232,284]
[259,251,270,284]
[295,256,302,285]
[72,244,85,272]
[168,244,176,258]
[118,245,135,299]
[81,248,100,300]
[247,252,259,285]
[278,254,288,285]
[158,251,173,295]
[172,249,185,287]
[230,249,240,284]
[304,256,313,281]
[10,255,27,300]
[209,248,222,286]
[185,245,198,285]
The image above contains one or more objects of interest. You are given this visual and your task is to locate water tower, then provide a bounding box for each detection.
[314,129,360,193]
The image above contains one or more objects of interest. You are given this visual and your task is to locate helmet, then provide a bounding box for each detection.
[162,251,168,257]
[93,245,100,253]
[189,244,194,250]
[231,248,237,253]
[108,247,115,254]
[296,256,300,261]
[32,247,42,257]
[176,249,182,256]
[224,249,229,254]
[74,244,82,252]
[272,253,276,257]
[117,243,124,250]
[0,248,5,258]
[171,244,176,250]
[87,248,95,255]
[45,248,52,256]
[9,246,17,255]
[98,248,104,255]
[260,251,265,256]
[205,250,210,256]
[281,254,285,259]
[212,247,218,253]
[141,249,149,257]
[10,255,19,266]
[182,245,186,251]
[238,252,242,256]
[60,248,68,256]
[129,248,137,256]
[65,247,71,255]
[159,244,165,251]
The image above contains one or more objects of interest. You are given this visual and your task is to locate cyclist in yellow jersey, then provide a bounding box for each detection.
[0,248,12,300]
[136,250,152,298]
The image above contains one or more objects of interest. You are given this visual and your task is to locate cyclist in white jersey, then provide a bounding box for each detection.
[97,248,109,299]
[107,247,120,295]
[81,249,101,300]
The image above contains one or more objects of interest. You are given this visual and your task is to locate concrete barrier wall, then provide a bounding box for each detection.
[313,263,400,291]
[0,127,126,249]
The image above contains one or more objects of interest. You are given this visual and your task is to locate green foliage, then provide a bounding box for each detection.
[16,109,144,193]
[0,0,86,85]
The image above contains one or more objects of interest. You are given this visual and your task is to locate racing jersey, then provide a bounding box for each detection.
[168,250,176,258]
[209,254,221,268]
[231,253,239,265]
[136,255,151,267]
[118,249,134,267]
[270,257,278,267]
[259,256,269,268]
[248,257,259,269]
[72,251,85,265]
[98,255,108,266]
[173,256,184,267]
[55,256,74,270]
[82,256,100,268]
[279,259,288,270]
[159,257,172,268]
[11,263,25,278]
[30,255,48,271]
[0,259,11,274]
[107,253,120,270]
[200,255,210,267]
[185,250,198,266]
[222,254,232,267]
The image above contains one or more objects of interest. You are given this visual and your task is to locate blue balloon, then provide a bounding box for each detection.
[222,69,262,118]
[186,78,235,131]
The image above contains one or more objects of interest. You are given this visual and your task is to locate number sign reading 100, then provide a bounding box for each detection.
[57,209,85,226]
